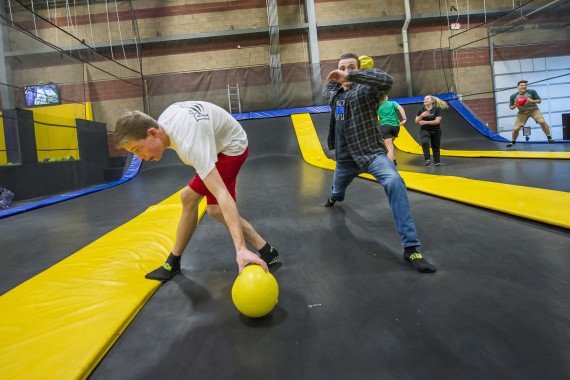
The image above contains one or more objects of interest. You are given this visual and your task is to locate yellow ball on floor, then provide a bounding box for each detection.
[231,264,279,318]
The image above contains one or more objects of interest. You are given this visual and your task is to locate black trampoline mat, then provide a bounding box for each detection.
[1,116,569,380]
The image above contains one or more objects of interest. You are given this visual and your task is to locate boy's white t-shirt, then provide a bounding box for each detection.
[158,101,248,179]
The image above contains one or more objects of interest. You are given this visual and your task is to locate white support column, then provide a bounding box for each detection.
[305,0,322,104]
[266,0,284,108]
[402,0,413,96]
[0,7,15,108]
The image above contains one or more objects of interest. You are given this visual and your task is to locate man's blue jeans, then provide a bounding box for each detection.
[330,154,421,248]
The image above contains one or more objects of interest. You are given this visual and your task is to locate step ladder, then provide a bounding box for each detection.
[522,124,532,141]
[227,84,242,114]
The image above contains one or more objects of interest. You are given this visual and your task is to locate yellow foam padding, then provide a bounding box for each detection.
[0,191,207,379]
[30,102,93,161]
[85,102,93,121]
[395,125,570,159]
[0,114,6,164]
[33,113,80,161]
[291,113,570,229]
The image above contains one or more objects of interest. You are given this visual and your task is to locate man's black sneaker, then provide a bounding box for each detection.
[506,142,515,148]
[145,262,180,282]
[324,197,337,207]
[424,159,431,166]
[548,138,555,144]
[434,162,442,166]
[404,252,436,273]
[260,246,280,266]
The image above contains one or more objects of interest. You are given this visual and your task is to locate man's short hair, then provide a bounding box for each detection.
[339,53,360,68]
[113,110,159,147]
[517,80,528,86]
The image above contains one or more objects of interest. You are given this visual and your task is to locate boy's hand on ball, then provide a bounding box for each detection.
[237,248,268,273]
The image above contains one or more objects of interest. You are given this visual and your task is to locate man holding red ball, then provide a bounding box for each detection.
[506,80,554,148]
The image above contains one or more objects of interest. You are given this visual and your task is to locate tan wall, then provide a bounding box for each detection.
[143,47,269,74]
[411,0,518,14]
[11,0,546,131]
[28,3,303,44]
[137,9,267,38]
[319,34,402,61]
[452,66,493,99]
[493,27,567,45]
[441,28,490,50]
[92,97,143,132]
[34,21,137,47]
[316,0,404,21]
[408,28,450,52]
[281,43,309,64]
[12,63,84,87]
[13,59,140,85]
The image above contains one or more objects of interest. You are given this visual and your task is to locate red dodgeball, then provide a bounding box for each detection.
[515,97,527,106]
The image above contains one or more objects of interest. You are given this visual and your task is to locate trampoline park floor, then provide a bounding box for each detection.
[1,114,569,380]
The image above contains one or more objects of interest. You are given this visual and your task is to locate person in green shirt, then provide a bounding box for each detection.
[506,80,554,148]
[377,95,407,166]
[358,56,407,167]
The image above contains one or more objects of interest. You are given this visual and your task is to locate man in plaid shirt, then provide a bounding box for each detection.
[323,53,436,273]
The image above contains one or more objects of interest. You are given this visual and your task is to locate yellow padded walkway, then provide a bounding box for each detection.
[395,125,570,159]
[0,192,207,380]
[291,113,570,229]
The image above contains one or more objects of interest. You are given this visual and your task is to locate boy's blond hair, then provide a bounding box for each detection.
[113,110,159,147]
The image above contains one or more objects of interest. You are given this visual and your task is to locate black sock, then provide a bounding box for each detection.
[258,243,279,265]
[403,246,436,273]
[145,253,181,281]
[547,136,552,140]
[404,246,419,257]
[258,243,273,256]
[166,253,181,267]
[511,141,516,145]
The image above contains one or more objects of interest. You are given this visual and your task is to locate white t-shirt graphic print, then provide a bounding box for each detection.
[158,101,248,179]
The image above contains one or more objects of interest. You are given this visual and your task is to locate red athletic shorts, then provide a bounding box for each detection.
[188,148,249,205]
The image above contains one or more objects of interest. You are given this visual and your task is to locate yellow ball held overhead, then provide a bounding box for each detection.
[231,264,279,318]
[358,55,374,70]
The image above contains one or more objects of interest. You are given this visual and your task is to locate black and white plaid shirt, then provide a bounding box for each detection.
[323,69,393,170]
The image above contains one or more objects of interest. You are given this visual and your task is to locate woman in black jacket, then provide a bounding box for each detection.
[415,95,449,166]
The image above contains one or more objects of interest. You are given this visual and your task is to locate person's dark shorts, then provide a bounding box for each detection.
[189,148,249,205]
[380,124,400,139]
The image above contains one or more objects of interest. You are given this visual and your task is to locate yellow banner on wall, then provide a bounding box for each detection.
[0,114,6,165]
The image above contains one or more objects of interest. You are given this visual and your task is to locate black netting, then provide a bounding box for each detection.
[0,0,143,201]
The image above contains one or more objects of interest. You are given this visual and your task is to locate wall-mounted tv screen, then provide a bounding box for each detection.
[24,83,61,107]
